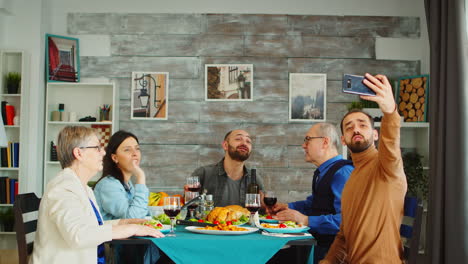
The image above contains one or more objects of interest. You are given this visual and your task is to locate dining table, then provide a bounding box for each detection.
[109,225,316,264]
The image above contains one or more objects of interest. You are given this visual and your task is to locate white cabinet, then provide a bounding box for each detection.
[43,83,116,190]
[0,50,26,238]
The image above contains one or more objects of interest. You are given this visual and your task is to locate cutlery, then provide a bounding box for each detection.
[176,219,216,227]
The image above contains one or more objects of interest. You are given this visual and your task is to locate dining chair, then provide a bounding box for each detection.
[13,192,41,264]
[400,196,424,264]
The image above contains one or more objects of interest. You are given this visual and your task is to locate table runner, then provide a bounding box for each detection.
[140,227,314,264]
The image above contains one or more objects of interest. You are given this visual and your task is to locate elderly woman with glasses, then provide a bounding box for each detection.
[31,126,164,264]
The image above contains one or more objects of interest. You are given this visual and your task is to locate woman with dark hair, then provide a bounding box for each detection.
[94,130,150,220]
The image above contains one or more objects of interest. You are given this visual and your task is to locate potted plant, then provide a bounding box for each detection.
[5,72,21,94]
[347,101,364,111]
[0,207,14,232]
[403,151,428,200]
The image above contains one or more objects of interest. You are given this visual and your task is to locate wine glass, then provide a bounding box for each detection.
[187,176,201,193]
[245,193,261,227]
[263,191,277,215]
[184,191,199,219]
[163,196,181,237]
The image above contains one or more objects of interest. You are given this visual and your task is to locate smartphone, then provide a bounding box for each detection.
[342,74,376,96]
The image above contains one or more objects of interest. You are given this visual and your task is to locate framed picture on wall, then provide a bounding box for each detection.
[289,73,327,122]
[396,74,429,122]
[131,72,169,120]
[45,34,80,82]
[205,64,253,101]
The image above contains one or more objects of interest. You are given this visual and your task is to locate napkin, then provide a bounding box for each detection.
[253,211,261,227]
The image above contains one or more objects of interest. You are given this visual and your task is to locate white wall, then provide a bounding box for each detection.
[1,0,429,195]
[45,0,429,72]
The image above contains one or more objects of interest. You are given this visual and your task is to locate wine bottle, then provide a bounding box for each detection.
[247,169,259,194]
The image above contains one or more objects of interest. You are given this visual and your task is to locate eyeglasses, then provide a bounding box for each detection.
[79,145,103,152]
[303,136,325,143]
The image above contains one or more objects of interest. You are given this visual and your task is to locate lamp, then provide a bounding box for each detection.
[139,87,149,108]
[134,74,150,109]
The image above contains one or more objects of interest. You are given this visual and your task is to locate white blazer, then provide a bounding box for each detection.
[31,168,119,264]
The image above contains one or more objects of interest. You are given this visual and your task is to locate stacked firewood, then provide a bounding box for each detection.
[398,76,427,122]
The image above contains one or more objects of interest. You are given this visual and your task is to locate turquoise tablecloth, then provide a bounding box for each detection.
[140,227,314,264]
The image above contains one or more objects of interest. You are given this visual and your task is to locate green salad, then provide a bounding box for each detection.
[282,221,301,228]
[152,213,184,225]
[142,219,164,229]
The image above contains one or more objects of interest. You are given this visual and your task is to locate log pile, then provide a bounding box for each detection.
[398,76,427,122]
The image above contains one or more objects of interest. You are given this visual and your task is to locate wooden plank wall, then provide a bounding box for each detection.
[69,13,420,202]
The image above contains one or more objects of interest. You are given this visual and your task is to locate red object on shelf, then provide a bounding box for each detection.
[5,104,15,125]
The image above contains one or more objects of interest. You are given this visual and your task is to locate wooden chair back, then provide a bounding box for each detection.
[13,193,41,264]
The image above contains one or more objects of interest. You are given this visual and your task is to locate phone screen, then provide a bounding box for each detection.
[342,74,376,96]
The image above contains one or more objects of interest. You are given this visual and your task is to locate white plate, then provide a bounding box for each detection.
[185,226,259,235]
[260,224,310,233]
[259,217,279,223]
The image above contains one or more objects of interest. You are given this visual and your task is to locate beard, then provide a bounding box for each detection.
[227,144,251,162]
[346,133,373,153]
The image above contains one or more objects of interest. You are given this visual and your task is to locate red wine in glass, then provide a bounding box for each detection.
[264,197,277,207]
[164,209,181,217]
[246,205,261,213]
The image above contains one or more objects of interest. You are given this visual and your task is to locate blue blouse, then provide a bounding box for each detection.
[89,199,105,264]
[94,176,150,220]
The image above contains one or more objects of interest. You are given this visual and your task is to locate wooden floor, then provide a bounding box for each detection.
[0,249,18,264]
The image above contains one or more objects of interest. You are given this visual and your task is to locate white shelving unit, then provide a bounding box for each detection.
[43,82,116,190]
[0,50,26,246]
[375,121,430,168]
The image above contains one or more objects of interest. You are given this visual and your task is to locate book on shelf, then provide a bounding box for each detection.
[0,177,18,204]
[0,148,7,167]
[1,101,6,125]
[0,176,7,203]
[5,177,9,204]
[6,142,11,167]
[13,142,19,167]
[0,142,20,168]
[9,178,17,204]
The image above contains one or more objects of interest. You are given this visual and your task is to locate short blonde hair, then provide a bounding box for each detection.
[57,126,98,169]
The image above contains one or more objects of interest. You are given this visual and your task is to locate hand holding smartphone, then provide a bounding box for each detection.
[342,74,376,96]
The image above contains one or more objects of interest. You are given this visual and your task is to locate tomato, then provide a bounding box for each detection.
[226,221,232,225]
[156,223,163,228]
[213,221,220,225]
[198,219,205,223]
[266,215,273,219]
[279,223,287,228]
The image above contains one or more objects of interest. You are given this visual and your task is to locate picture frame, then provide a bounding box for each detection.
[289,73,327,122]
[131,72,169,120]
[205,64,253,101]
[396,74,429,122]
[45,34,80,82]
